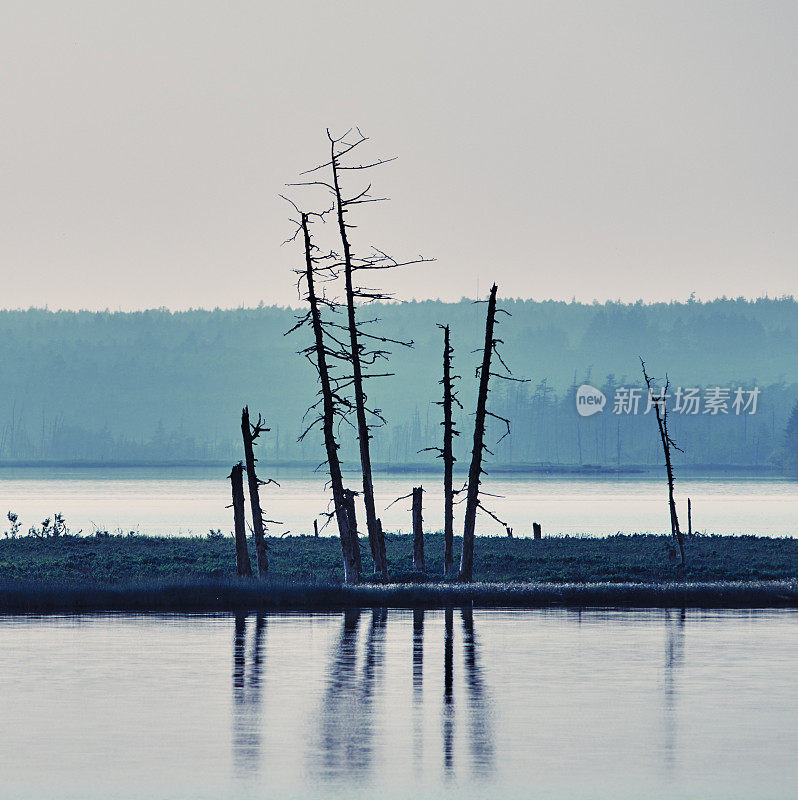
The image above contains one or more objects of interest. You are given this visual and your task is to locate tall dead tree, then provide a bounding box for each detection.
[328,130,390,580]
[641,359,686,567]
[241,406,276,579]
[291,128,430,581]
[229,461,252,578]
[437,324,461,576]
[286,210,360,583]
[459,285,525,582]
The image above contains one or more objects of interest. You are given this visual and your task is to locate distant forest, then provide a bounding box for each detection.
[1,297,797,470]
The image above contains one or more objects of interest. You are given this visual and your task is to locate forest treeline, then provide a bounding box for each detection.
[1,296,796,469]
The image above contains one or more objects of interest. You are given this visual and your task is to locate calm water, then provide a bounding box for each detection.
[0,610,795,799]
[0,466,796,538]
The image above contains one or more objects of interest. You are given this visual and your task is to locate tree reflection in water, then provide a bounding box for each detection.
[231,614,266,777]
[461,606,494,778]
[412,608,425,771]
[314,608,388,781]
[228,607,495,786]
[662,608,685,775]
[443,606,455,776]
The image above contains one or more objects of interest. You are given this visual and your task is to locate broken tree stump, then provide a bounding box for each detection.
[344,489,363,577]
[241,406,269,579]
[533,522,542,540]
[229,462,252,578]
[412,486,425,573]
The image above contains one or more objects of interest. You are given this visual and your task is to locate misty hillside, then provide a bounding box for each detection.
[1,297,796,467]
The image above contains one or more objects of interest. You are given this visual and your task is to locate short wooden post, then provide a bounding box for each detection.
[313,519,319,538]
[229,462,252,578]
[533,522,542,540]
[412,486,425,573]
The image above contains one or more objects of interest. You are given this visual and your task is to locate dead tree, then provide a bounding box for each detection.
[412,486,425,573]
[290,128,431,581]
[241,406,277,579]
[424,324,461,576]
[229,461,252,578]
[641,359,686,568]
[459,284,525,582]
[285,210,360,583]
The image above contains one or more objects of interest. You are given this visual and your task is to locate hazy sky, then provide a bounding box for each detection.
[2,1,796,310]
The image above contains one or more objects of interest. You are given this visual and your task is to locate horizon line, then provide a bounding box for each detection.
[1,292,797,315]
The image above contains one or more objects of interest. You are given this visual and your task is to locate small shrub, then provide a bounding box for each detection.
[29,513,69,539]
[5,511,21,538]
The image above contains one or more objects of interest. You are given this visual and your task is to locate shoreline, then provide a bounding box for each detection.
[2,533,795,586]
[0,579,795,613]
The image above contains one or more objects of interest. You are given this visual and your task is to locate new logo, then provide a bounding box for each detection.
[575,384,606,417]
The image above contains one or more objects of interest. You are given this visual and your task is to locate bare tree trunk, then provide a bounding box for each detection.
[330,149,388,581]
[641,360,686,568]
[241,406,269,578]
[533,522,542,540]
[441,324,456,577]
[687,498,692,536]
[299,213,359,583]
[459,285,498,582]
[229,462,252,578]
[664,442,685,566]
[412,486,425,573]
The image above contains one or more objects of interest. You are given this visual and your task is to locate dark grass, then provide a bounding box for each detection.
[0,533,795,611]
[1,532,795,584]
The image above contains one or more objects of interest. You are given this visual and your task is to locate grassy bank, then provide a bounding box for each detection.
[0,532,795,585]
[1,578,796,613]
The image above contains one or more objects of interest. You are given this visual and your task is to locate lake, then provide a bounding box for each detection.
[0,466,796,538]
[0,610,795,799]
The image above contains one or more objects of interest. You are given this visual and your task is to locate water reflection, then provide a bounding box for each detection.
[313,609,388,779]
[304,607,494,784]
[662,609,685,775]
[231,614,266,776]
[440,606,494,779]
[4,610,791,799]
[461,607,493,777]
[412,608,425,771]
[443,607,455,775]
[413,608,424,695]
[230,610,495,785]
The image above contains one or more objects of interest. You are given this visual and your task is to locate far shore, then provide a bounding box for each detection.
[0,459,787,476]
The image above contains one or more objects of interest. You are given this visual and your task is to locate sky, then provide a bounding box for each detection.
[1,0,797,310]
